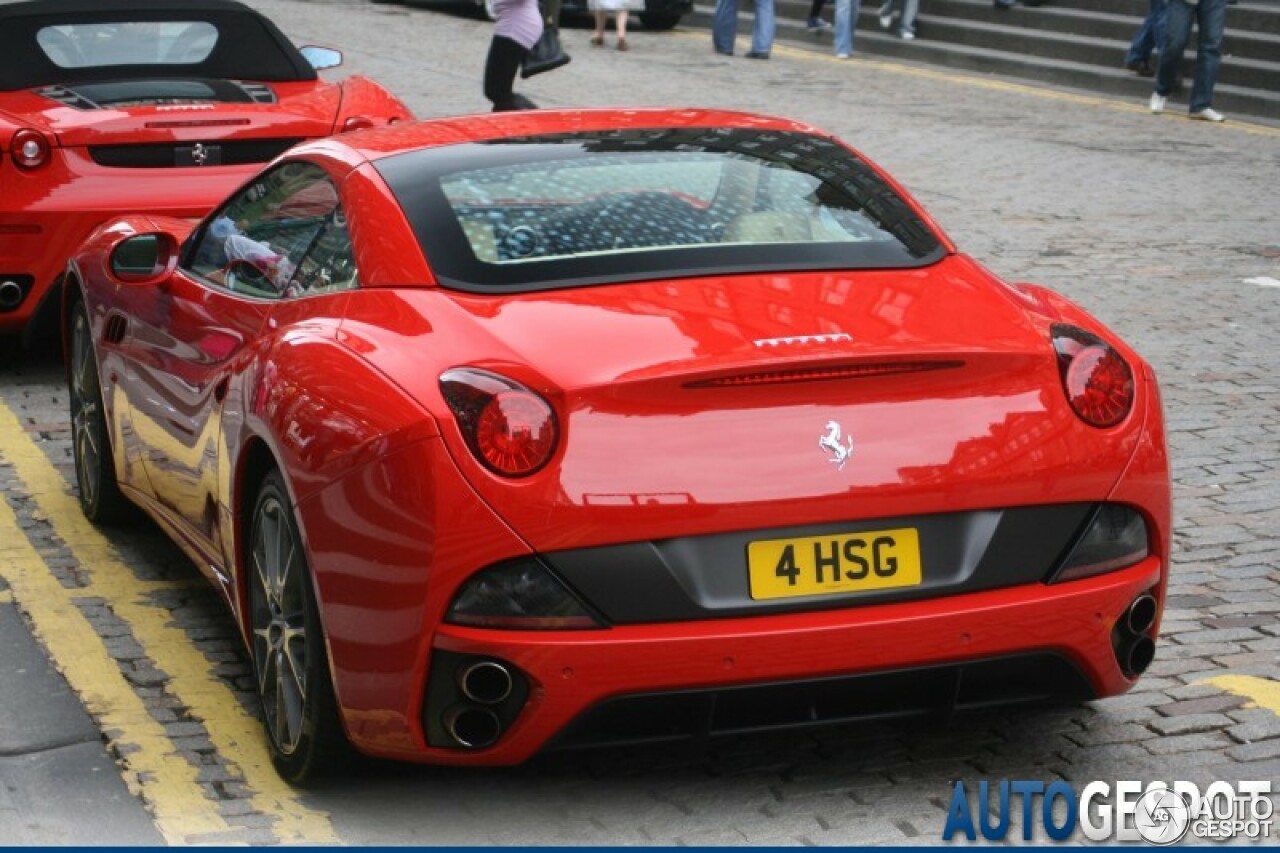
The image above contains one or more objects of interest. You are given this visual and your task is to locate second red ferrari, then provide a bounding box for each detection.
[0,0,410,343]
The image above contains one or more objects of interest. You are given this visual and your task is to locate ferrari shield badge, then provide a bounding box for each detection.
[819,421,854,470]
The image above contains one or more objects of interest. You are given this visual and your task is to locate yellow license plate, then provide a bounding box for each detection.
[747,528,922,600]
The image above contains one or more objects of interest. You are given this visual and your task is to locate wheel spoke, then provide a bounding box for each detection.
[258,635,278,701]
[284,628,307,696]
[274,655,290,743]
[278,540,300,619]
[279,653,305,748]
[251,548,271,608]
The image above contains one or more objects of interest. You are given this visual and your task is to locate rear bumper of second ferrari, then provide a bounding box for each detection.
[389,555,1162,766]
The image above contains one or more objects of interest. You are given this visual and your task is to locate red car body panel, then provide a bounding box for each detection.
[68,108,1172,767]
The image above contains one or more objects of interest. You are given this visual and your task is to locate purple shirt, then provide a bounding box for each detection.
[492,0,544,50]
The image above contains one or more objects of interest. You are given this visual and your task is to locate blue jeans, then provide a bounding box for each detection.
[1156,0,1226,112]
[712,0,776,55]
[1125,0,1167,66]
[834,0,858,55]
[877,0,920,35]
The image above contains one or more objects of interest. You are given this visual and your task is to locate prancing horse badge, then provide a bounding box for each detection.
[819,421,854,470]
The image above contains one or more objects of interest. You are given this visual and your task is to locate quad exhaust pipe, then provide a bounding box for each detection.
[442,660,516,749]
[458,660,514,705]
[1114,592,1159,678]
[0,280,23,311]
[444,706,501,749]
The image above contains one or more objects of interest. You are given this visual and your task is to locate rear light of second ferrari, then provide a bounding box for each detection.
[1051,324,1135,428]
[439,368,558,477]
[10,129,52,170]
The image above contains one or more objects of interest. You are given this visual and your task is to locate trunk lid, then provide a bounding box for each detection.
[360,255,1143,552]
[0,79,337,150]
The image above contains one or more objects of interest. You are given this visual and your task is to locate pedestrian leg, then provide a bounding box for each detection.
[712,0,739,54]
[834,0,855,56]
[617,10,629,50]
[1188,0,1226,115]
[593,11,606,45]
[1154,0,1192,98]
[751,0,776,56]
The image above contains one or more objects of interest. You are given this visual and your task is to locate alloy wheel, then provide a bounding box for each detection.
[69,310,101,510]
[250,495,309,756]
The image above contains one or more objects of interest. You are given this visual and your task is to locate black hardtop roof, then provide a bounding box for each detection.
[0,0,315,90]
[0,0,256,19]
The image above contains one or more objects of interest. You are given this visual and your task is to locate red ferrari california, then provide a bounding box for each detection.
[65,108,1170,783]
[0,0,410,344]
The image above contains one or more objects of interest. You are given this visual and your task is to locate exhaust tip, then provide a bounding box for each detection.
[1125,636,1156,677]
[0,280,23,310]
[1126,594,1158,636]
[458,660,513,705]
[444,706,501,749]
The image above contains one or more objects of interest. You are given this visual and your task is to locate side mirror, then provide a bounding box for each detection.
[109,233,177,285]
[299,45,343,71]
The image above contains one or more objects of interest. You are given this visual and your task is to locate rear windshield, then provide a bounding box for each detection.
[37,21,218,68]
[374,128,946,293]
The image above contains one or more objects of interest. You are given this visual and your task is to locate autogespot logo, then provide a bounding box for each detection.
[942,779,1274,844]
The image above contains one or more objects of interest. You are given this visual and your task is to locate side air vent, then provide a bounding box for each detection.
[37,85,99,110]
[233,81,277,104]
[685,360,964,389]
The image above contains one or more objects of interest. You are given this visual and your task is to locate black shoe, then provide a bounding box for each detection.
[745,50,770,59]
[714,47,733,56]
[1125,58,1156,77]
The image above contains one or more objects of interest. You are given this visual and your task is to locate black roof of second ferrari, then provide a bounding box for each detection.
[0,0,316,90]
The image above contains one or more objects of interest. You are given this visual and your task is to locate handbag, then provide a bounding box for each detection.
[521,25,571,79]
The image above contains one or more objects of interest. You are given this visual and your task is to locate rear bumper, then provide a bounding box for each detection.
[365,555,1162,765]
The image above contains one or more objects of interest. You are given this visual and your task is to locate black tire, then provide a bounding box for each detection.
[640,12,681,30]
[67,299,132,525]
[247,470,346,784]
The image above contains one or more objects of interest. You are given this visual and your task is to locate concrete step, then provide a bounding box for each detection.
[692,0,1280,121]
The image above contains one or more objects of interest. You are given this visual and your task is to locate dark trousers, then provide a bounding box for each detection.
[484,35,537,113]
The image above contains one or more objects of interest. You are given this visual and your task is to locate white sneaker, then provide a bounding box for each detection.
[900,30,916,40]
[1190,107,1225,122]
[1149,93,1166,114]
[879,12,893,28]
[836,52,850,59]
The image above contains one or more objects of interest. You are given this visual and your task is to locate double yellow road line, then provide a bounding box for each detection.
[0,400,337,845]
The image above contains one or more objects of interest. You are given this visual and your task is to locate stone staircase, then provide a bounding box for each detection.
[687,0,1280,121]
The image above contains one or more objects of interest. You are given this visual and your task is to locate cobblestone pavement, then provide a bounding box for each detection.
[0,0,1278,844]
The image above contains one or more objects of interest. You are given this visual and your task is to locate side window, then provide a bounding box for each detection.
[186,162,352,299]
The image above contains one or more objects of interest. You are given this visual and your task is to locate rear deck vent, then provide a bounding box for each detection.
[686,360,963,388]
[232,81,277,104]
[37,85,98,110]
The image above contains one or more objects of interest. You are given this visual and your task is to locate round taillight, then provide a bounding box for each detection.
[440,368,559,478]
[475,391,557,476]
[1052,325,1135,428]
[11,129,51,169]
